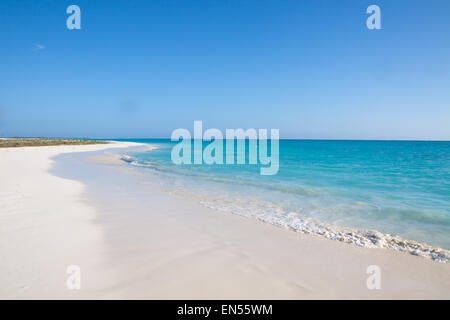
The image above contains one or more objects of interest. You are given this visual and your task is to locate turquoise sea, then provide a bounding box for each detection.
[117,139,450,257]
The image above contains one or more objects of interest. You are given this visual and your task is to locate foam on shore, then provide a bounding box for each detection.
[200,201,450,263]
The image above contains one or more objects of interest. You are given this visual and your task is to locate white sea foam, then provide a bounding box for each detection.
[200,201,450,263]
[120,154,135,162]
[120,154,140,165]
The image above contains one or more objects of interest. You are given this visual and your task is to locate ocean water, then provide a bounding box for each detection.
[117,139,450,260]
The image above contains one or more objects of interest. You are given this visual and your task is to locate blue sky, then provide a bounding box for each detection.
[0,0,449,139]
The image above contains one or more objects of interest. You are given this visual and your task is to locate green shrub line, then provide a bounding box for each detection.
[0,138,109,148]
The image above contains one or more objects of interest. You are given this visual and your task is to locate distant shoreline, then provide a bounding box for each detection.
[0,138,109,148]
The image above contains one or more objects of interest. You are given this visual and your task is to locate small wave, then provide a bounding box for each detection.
[120,154,136,163]
[120,155,322,196]
[201,201,450,263]
[119,154,140,165]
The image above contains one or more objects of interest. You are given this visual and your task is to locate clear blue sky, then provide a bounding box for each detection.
[1,0,449,139]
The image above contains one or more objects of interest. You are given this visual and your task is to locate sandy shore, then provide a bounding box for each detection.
[0,142,144,299]
[0,143,449,299]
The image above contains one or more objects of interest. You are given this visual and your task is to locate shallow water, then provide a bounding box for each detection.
[116,139,450,256]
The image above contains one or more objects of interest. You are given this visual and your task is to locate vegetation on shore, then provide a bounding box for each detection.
[0,138,109,148]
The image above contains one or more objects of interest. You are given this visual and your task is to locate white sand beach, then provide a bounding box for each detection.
[0,143,449,299]
[0,142,141,299]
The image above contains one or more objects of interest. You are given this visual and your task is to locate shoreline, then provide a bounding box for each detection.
[1,143,449,299]
[120,153,450,263]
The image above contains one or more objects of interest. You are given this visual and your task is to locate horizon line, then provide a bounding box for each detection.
[3,136,450,142]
